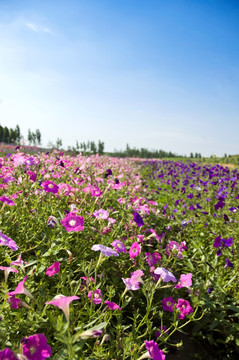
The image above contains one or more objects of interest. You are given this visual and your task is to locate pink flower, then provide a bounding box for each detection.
[93,209,109,219]
[176,298,194,319]
[162,297,176,312]
[0,196,15,206]
[175,273,192,289]
[41,180,59,194]
[145,252,161,266]
[21,333,51,360]
[7,295,21,309]
[129,242,140,258]
[122,270,144,290]
[92,244,119,257]
[10,254,28,272]
[0,348,18,360]
[8,276,33,299]
[27,170,37,182]
[0,266,18,282]
[104,300,121,310]
[165,240,187,259]
[45,262,60,277]
[45,294,80,321]
[111,239,127,254]
[88,289,103,305]
[154,267,177,283]
[144,340,166,360]
[61,212,84,232]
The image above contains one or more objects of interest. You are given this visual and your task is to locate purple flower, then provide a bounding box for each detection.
[21,333,51,360]
[133,212,144,227]
[10,254,28,272]
[154,267,177,283]
[213,235,222,248]
[111,240,127,253]
[7,295,21,309]
[41,180,59,194]
[0,348,18,360]
[45,262,60,277]
[92,244,119,257]
[162,297,176,312]
[225,258,233,268]
[61,212,84,232]
[88,289,103,305]
[0,196,15,206]
[222,237,233,248]
[93,209,109,219]
[0,232,18,251]
[144,340,166,360]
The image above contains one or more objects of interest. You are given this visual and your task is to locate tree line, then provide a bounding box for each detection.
[106,144,183,158]
[0,124,21,144]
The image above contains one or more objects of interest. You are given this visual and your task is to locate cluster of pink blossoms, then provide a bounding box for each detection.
[162,297,193,319]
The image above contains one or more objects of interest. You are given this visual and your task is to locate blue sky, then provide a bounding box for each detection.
[0,0,239,156]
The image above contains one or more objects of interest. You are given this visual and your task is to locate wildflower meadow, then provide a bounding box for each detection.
[0,150,238,359]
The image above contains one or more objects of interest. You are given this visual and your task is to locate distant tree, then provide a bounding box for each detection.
[56,138,62,150]
[36,129,41,145]
[98,140,104,155]
[3,127,9,143]
[15,125,21,143]
[31,132,37,146]
[76,140,80,151]
[190,152,194,158]
[90,141,97,154]
[0,125,3,142]
[9,128,16,143]
[28,129,33,145]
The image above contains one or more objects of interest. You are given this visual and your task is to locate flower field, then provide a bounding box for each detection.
[0,151,238,359]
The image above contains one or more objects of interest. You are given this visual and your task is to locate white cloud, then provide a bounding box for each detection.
[25,22,53,34]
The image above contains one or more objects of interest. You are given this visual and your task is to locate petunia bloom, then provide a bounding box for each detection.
[45,295,80,322]
[111,239,127,254]
[45,262,60,277]
[91,244,119,257]
[0,196,15,206]
[10,254,28,272]
[133,212,144,227]
[0,232,18,251]
[154,267,177,283]
[144,340,166,360]
[61,212,84,232]
[104,300,121,310]
[162,297,176,312]
[93,209,109,219]
[21,333,51,360]
[0,266,18,282]
[129,242,141,258]
[41,180,59,194]
[8,276,33,299]
[175,273,192,289]
[176,298,194,319]
[88,289,103,305]
[122,270,144,291]
[0,348,18,360]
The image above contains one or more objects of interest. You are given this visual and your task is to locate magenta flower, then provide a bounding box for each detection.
[104,300,121,310]
[10,254,28,272]
[61,212,84,232]
[111,239,127,254]
[27,170,37,182]
[0,196,15,206]
[144,340,166,360]
[45,294,80,321]
[88,289,103,305]
[176,298,194,319]
[7,295,21,309]
[0,266,18,282]
[154,267,177,283]
[41,180,59,194]
[93,209,109,219]
[0,348,18,360]
[21,333,51,360]
[145,252,161,266]
[0,232,18,251]
[175,273,192,289]
[91,244,119,257]
[8,276,33,299]
[45,262,60,277]
[162,297,176,312]
[122,270,144,290]
[129,242,141,258]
